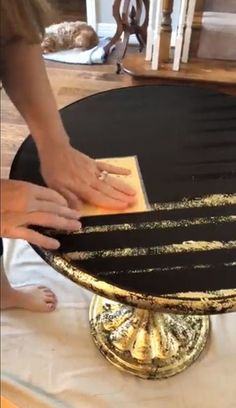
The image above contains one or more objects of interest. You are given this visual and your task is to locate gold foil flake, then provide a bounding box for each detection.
[74,223,133,234]
[175,288,236,299]
[152,194,236,211]
[169,240,236,253]
[96,262,236,276]
[65,240,236,261]
[72,215,236,234]
[96,264,211,276]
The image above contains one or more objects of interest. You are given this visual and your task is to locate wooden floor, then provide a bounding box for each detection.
[1,58,133,179]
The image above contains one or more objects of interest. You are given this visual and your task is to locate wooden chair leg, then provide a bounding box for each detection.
[131,1,148,50]
[158,0,174,62]
[140,0,149,42]
[137,31,147,52]
[105,0,149,62]
[104,0,124,56]
[118,31,131,62]
[121,0,131,24]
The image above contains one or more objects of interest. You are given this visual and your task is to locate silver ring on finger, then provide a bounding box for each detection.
[98,170,109,182]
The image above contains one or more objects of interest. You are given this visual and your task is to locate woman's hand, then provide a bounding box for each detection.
[40,142,137,210]
[1,42,136,211]
[1,179,81,249]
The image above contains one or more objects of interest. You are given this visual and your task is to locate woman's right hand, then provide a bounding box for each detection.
[1,179,81,249]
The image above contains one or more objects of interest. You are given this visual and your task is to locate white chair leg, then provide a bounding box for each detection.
[182,0,196,63]
[151,0,163,70]
[173,0,188,71]
[146,0,156,61]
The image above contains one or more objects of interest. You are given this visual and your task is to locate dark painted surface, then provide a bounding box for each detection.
[10,86,236,295]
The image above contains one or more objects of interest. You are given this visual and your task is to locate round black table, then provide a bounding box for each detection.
[10,85,236,379]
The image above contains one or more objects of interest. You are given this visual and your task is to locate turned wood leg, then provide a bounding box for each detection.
[105,0,149,62]
[104,0,123,56]
[136,30,146,52]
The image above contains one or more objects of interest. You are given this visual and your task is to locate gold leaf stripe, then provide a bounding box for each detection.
[152,194,236,211]
[73,215,236,234]
[96,262,236,276]
[65,240,236,261]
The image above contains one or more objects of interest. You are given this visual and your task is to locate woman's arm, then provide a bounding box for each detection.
[2,41,136,210]
[2,42,69,154]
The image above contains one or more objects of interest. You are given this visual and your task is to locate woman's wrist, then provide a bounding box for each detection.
[34,128,71,157]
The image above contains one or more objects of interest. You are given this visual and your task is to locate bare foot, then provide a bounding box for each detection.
[1,286,57,312]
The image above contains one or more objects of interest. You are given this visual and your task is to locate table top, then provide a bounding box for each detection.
[10,85,236,314]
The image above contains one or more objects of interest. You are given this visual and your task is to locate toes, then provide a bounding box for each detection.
[31,286,58,312]
[5,286,58,313]
[45,294,55,302]
[44,292,57,302]
[39,287,57,300]
[43,289,55,297]
[40,287,55,294]
[47,302,56,312]
[45,294,57,304]
[39,286,54,293]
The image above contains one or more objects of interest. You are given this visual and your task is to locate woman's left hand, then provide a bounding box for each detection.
[40,142,136,210]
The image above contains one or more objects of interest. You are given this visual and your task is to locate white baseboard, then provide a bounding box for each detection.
[97,23,139,44]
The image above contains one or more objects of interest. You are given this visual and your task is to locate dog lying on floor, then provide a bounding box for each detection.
[41,21,99,53]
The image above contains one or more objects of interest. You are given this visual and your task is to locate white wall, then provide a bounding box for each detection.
[96,0,114,23]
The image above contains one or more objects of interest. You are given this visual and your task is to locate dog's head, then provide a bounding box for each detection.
[74,27,99,50]
[41,36,57,54]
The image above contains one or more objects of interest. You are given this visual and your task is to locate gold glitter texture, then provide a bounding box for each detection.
[65,240,236,261]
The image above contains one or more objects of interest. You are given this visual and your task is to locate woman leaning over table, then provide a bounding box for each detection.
[0,0,136,312]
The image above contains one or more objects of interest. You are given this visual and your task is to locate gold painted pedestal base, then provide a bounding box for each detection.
[89,296,210,379]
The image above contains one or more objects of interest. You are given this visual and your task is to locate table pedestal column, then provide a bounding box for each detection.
[89,295,210,379]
